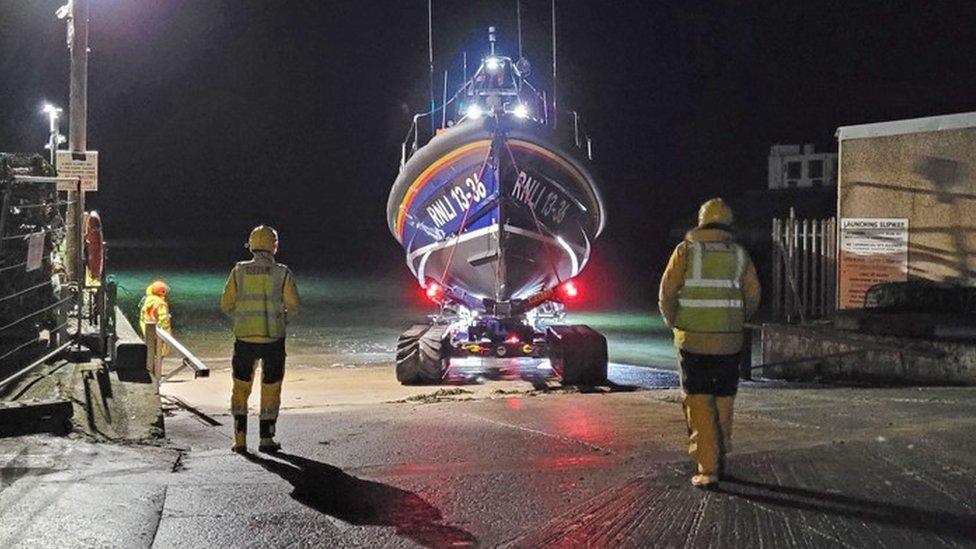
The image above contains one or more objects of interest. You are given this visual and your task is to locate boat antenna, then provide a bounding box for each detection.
[516,0,523,59]
[489,25,497,56]
[441,70,448,129]
[428,0,436,134]
[551,0,557,129]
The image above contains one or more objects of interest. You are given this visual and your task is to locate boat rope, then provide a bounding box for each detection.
[436,136,496,287]
[503,140,564,286]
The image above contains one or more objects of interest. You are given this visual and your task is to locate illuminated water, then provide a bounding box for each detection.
[113,268,677,369]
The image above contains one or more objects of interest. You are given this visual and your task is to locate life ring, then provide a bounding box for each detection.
[85,210,104,281]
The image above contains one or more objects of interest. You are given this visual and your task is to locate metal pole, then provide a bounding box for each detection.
[66,0,88,286]
[74,178,84,340]
[551,0,558,129]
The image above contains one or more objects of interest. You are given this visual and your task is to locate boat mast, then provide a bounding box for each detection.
[428,0,436,134]
[516,0,523,60]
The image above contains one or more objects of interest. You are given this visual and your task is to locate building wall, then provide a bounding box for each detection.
[838,127,976,286]
[768,144,838,190]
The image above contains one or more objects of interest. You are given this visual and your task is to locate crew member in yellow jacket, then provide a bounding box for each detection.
[139,280,173,357]
[659,198,761,488]
[220,225,300,454]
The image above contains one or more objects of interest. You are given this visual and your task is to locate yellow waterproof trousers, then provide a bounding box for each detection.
[683,394,735,477]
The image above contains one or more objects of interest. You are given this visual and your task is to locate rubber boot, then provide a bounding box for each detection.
[230,377,253,453]
[258,381,282,453]
[259,420,281,453]
[715,396,735,477]
[683,394,720,488]
[232,415,247,453]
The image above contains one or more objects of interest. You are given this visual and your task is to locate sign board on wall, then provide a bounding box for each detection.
[55,150,98,191]
[26,232,45,272]
[838,218,909,309]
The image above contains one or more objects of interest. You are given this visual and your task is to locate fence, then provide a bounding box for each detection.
[0,176,71,372]
[771,212,837,323]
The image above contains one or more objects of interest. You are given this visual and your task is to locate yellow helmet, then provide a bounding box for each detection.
[698,198,733,227]
[248,225,278,253]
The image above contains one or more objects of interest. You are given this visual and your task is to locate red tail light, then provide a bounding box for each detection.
[425,281,444,302]
[558,280,580,300]
[505,334,520,344]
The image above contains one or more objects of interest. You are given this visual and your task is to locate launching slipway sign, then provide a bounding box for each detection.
[838,218,909,309]
[55,150,98,191]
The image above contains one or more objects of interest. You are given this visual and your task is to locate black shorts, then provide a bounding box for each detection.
[232,339,286,384]
[679,350,739,396]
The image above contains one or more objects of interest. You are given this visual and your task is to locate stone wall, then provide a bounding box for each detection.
[761,322,976,385]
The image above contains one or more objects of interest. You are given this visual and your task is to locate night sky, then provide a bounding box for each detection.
[2,1,976,305]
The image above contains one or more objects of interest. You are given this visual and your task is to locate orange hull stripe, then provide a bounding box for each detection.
[396,140,491,239]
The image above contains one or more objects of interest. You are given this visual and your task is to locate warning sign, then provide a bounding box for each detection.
[838,218,909,309]
[56,150,98,191]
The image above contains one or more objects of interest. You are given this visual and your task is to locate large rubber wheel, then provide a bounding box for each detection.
[547,325,608,386]
[396,324,450,385]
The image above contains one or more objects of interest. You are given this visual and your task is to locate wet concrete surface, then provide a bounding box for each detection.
[2,364,975,547]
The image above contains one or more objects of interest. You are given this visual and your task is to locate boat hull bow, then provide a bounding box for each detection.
[388,118,604,306]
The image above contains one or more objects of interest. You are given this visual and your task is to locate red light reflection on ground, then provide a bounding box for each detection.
[547,403,615,448]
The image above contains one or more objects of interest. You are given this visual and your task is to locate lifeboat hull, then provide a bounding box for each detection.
[387,118,605,307]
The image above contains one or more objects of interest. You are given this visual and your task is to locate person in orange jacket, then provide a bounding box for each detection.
[659,198,761,488]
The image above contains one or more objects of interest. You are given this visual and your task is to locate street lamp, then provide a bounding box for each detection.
[41,103,66,166]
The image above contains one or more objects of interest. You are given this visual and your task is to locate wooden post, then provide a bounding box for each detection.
[145,321,159,388]
[801,219,809,320]
[772,218,782,320]
[834,217,839,312]
[812,219,820,317]
[784,218,792,322]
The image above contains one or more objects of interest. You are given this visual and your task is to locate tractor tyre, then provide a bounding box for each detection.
[547,325,608,386]
[396,324,450,385]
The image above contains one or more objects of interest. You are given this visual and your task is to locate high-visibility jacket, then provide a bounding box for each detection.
[139,295,171,336]
[220,252,300,343]
[672,241,747,333]
[659,227,761,355]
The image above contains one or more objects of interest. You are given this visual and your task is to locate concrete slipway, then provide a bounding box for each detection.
[1,360,974,548]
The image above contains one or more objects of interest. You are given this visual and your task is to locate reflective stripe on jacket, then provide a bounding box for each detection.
[659,227,761,355]
[673,241,747,333]
[139,295,171,336]
[230,260,289,341]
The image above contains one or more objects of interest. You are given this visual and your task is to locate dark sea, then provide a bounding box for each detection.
[110,242,677,369]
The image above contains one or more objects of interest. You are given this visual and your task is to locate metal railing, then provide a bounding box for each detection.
[143,321,209,390]
[771,212,837,323]
[0,175,76,374]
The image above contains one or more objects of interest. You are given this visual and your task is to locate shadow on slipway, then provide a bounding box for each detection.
[244,452,477,548]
